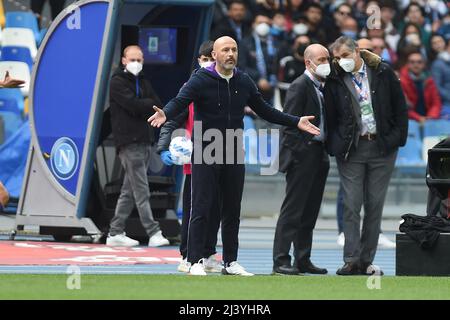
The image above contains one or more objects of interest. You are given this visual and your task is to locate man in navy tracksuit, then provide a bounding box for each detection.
[149,36,320,276]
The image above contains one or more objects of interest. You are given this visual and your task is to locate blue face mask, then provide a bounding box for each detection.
[270,26,283,37]
[342,30,357,39]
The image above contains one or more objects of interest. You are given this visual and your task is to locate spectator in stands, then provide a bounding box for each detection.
[437,12,450,41]
[106,45,170,248]
[396,22,427,68]
[428,33,447,64]
[271,12,289,44]
[273,44,330,276]
[254,0,281,17]
[380,0,401,52]
[353,0,371,31]
[304,3,328,45]
[371,36,398,66]
[0,71,25,88]
[333,3,353,31]
[400,51,442,123]
[239,14,279,102]
[282,0,308,32]
[325,36,408,275]
[210,0,251,43]
[340,17,360,40]
[400,2,431,50]
[31,0,66,25]
[0,181,9,212]
[282,35,311,83]
[431,39,450,119]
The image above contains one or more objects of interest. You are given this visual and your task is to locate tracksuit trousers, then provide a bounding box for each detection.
[188,162,245,265]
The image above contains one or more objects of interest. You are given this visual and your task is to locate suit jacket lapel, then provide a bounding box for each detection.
[342,73,362,142]
[305,76,321,112]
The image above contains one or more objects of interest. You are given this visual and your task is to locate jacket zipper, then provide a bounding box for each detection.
[227,80,231,126]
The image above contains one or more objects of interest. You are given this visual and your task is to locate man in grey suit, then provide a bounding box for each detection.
[324,36,408,275]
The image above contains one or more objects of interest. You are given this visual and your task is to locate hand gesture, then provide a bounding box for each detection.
[298,116,321,136]
[0,71,25,88]
[147,106,166,128]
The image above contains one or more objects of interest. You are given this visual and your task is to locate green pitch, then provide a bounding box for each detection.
[1,274,449,300]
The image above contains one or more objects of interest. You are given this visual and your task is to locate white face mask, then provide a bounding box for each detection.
[312,61,331,78]
[199,61,214,68]
[405,33,421,46]
[339,56,355,72]
[293,23,308,36]
[438,51,450,62]
[125,61,143,76]
[255,23,271,37]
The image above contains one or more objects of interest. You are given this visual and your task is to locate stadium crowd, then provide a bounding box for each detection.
[209,0,450,124]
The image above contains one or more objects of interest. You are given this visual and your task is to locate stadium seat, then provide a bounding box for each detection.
[396,120,426,175]
[5,12,41,45]
[396,136,425,166]
[407,119,421,140]
[422,120,450,162]
[0,61,30,97]
[0,46,33,71]
[0,88,24,113]
[1,28,37,60]
[0,99,24,143]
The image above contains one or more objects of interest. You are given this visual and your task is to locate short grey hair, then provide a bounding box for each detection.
[330,36,358,53]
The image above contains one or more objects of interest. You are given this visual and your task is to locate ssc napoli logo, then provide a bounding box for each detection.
[50,137,79,180]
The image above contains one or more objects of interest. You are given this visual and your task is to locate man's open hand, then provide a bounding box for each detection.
[298,116,321,136]
[147,106,167,128]
[0,71,25,88]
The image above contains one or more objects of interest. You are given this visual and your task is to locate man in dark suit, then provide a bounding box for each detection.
[272,44,330,275]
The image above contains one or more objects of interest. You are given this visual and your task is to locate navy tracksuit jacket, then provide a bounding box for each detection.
[163,64,300,264]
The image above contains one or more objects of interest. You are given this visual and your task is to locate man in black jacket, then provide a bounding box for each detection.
[324,37,408,275]
[148,36,320,276]
[273,44,330,276]
[107,45,170,248]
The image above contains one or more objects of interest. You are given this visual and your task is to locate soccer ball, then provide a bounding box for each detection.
[169,136,193,165]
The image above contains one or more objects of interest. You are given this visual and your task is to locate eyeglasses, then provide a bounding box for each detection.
[408,60,423,64]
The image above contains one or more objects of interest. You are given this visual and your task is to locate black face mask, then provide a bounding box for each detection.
[296,43,309,56]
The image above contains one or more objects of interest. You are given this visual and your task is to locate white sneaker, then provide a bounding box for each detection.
[337,232,345,247]
[189,260,207,276]
[106,233,139,247]
[148,230,170,247]
[177,258,191,273]
[204,254,223,273]
[378,233,396,249]
[222,261,254,276]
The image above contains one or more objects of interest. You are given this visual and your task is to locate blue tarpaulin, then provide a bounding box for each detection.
[0,120,30,201]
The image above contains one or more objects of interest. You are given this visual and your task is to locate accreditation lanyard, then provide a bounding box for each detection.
[350,65,369,103]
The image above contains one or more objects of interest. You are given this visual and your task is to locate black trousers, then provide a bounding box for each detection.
[31,0,66,21]
[188,162,245,264]
[273,143,329,267]
[180,174,221,259]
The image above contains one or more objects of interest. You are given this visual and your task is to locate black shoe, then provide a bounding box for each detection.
[336,262,360,276]
[297,260,328,274]
[360,263,384,276]
[272,265,300,275]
